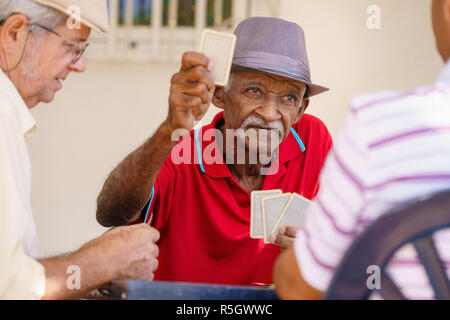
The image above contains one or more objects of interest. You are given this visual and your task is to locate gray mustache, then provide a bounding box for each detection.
[241,116,285,139]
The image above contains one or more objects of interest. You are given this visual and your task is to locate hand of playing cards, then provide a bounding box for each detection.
[250,191,311,244]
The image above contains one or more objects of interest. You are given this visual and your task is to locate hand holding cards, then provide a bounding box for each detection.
[251,191,311,244]
[199,29,236,86]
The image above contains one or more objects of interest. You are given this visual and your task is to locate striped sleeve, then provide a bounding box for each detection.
[294,108,370,292]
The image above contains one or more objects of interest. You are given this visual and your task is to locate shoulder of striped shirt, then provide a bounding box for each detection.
[349,83,449,116]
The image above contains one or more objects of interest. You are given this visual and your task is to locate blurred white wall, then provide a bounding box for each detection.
[29,0,445,257]
[279,0,443,135]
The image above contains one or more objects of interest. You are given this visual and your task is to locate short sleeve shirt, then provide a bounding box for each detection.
[143,111,333,285]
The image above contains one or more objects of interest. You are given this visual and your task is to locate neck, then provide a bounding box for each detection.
[2,69,37,108]
[229,164,265,193]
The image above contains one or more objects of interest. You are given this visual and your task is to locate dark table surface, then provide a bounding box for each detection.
[92,280,279,300]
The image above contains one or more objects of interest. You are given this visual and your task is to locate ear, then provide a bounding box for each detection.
[295,98,310,123]
[0,15,30,67]
[212,86,226,110]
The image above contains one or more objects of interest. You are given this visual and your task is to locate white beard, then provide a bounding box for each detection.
[20,38,41,80]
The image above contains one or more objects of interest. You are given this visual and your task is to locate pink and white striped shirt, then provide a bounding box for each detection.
[294,60,450,300]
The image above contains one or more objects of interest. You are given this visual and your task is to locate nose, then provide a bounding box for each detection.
[68,56,87,73]
[254,95,281,123]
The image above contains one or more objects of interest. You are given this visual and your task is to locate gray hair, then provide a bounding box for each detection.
[224,72,235,93]
[0,0,66,35]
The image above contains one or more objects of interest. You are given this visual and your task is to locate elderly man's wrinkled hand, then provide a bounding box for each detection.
[167,52,215,132]
[84,224,160,281]
[270,226,299,250]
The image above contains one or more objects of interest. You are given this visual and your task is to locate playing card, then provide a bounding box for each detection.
[262,194,292,244]
[199,29,237,86]
[250,190,282,239]
[271,193,311,237]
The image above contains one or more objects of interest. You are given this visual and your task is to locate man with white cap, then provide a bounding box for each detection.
[97,17,333,286]
[0,0,160,300]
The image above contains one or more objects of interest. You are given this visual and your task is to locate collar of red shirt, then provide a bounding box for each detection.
[195,112,306,179]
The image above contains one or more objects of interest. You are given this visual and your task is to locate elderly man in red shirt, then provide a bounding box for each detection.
[96,17,333,286]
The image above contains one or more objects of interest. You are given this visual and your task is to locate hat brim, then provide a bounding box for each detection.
[231,64,329,97]
[32,0,109,34]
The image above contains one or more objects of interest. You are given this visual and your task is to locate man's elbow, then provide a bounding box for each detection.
[95,186,114,227]
[96,197,140,227]
[96,203,113,227]
[96,196,124,227]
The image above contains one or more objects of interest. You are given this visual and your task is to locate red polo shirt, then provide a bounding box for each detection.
[141,112,332,285]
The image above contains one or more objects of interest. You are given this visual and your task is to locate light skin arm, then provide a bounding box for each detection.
[39,248,114,300]
[38,224,160,300]
[96,53,214,227]
[273,246,324,300]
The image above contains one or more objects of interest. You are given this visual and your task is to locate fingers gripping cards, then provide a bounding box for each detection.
[251,191,311,243]
[262,194,292,244]
[271,193,311,241]
[199,29,237,86]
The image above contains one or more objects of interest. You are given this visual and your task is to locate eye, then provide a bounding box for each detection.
[73,46,81,55]
[283,94,299,106]
[64,44,76,54]
[244,87,263,97]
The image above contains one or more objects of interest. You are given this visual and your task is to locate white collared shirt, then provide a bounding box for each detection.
[0,71,46,300]
[295,60,450,299]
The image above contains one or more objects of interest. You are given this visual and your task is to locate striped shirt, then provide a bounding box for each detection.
[294,60,450,300]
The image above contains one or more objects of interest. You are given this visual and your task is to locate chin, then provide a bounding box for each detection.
[40,92,56,104]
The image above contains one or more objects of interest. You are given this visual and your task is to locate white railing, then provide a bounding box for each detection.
[87,0,278,62]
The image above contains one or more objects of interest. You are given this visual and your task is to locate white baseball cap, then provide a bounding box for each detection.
[32,0,109,34]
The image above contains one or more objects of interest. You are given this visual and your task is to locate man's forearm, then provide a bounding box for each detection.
[97,120,178,227]
[273,247,323,300]
[40,223,161,300]
[39,247,113,300]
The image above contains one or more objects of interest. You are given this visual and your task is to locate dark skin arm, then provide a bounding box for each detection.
[273,246,324,300]
[96,52,215,227]
[96,122,177,226]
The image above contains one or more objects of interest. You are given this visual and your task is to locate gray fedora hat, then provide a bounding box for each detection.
[232,17,329,97]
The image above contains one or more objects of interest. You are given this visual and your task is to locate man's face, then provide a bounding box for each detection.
[216,70,309,156]
[432,0,450,61]
[18,22,91,107]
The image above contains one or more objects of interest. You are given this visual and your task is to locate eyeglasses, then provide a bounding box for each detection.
[32,23,89,64]
[0,18,88,64]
